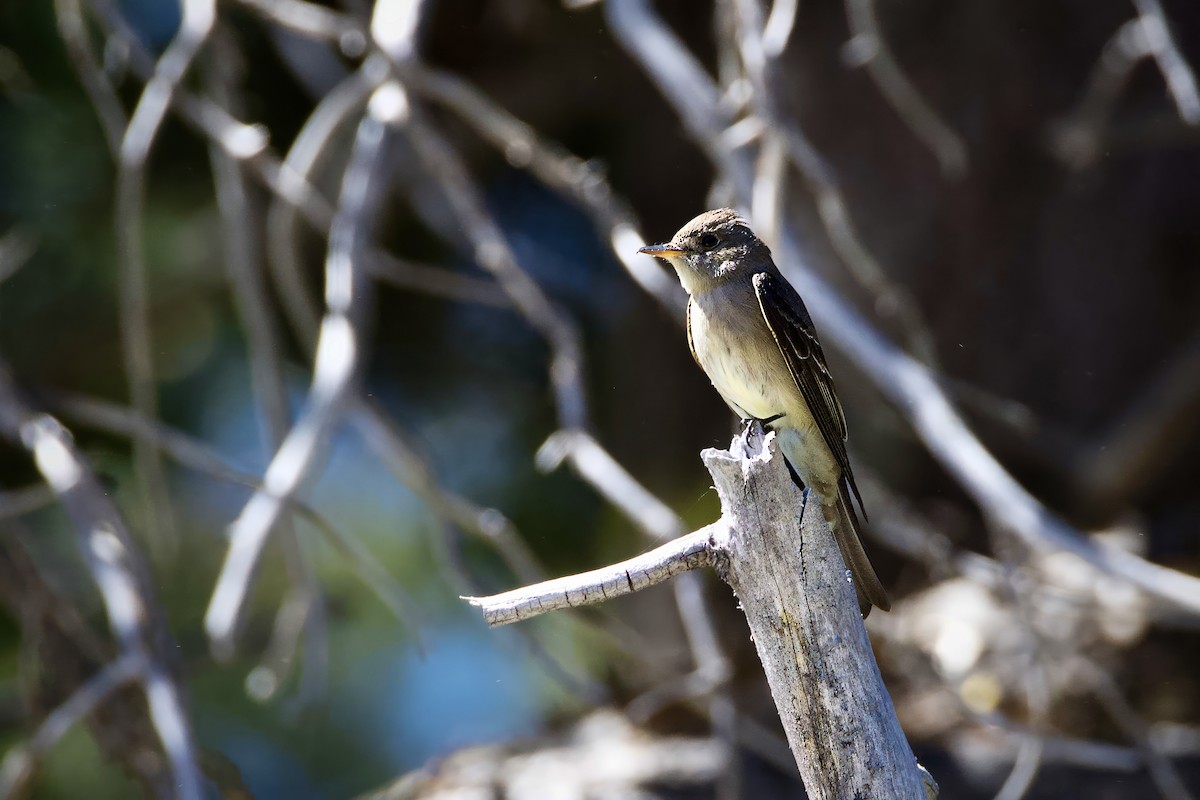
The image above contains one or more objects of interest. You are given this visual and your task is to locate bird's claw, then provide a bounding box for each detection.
[739,413,786,442]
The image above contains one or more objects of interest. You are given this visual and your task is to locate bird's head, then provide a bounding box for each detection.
[638,208,769,294]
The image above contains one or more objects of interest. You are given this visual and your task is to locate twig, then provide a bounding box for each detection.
[236,0,365,55]
[0,364,202,800]
[53,0,126,156]
[267,56,386,345]
[0,484,56,522]
[1071,329,1200,520]
[1083,659,1196,800]
[51,393,422,636]
[109,0,216,556]
[399,104,589,431]
[1053,4,1200,169]
[1051,17,1164,168]
[205,32,330,707]
[0,225,39,287]
[467,524,718,626]
[1131,0,1200,126]
[205,84,402,655]
[537,430,684,540]
[347,403,547,586]
[371,254,511,307]
[762,0,798,57]
[0,653,142,797]
[843,0,967,177]
[404,64,686,316]
[989,531,1050,800]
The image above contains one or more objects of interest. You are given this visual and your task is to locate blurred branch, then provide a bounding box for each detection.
[1070,329,1200,521]
[205,31,329,708]
[1131,0,1200,126]
[0,484,56,522]
[404,64,686,316]
[112,0,216,556]
[1081,658,1196,800]
[54,0,126,155]
[202,94,393,662]
[400,104,590,431]
[0,653,141,798]
[988,532,1050,800]
[842,0,967,177]
[266,55,384,345]
[236,0,365,54]
[762,0,798,57]
[0,225,39,287]
[203,81,400,656]
[372,255,511,307]
[0,364,202,800]
[538,430,685,540]
[1052,2,1200,169]
[50,393,422,640]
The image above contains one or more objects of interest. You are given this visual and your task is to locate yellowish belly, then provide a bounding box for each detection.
[689,293,794,421]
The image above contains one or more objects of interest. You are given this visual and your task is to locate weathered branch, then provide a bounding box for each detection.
[704,431,931,800]
[466,524,719,626]
[468,431,934,799]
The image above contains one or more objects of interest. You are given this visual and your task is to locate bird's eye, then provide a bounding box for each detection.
[700,233,719,249]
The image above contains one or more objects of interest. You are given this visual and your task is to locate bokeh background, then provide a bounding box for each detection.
[1,0,1200,797]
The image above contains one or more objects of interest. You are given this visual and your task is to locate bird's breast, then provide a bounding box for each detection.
[689,289,796,422]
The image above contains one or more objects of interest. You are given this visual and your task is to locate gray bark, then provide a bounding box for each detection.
[704,429,929,800]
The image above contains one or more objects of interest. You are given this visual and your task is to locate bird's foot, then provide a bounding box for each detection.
[739,413,786,436]
[737,413,786,451]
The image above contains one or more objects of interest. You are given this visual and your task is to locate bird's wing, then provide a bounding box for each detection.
[752,271,866,517]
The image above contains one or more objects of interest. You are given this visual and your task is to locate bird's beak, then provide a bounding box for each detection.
[638,243,685,257]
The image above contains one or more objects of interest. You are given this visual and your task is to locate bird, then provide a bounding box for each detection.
[639,208,890,616]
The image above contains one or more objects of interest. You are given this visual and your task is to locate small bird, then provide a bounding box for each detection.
[639,209,890,616]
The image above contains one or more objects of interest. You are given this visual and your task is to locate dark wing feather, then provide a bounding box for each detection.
[752,271,867,519]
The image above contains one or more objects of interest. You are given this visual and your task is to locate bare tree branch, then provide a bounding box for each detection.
[0,653,141,798]
[843,0,968,177]
[0,225,39,288]
[404,64,686,316]
[111,0,216,557]
[205,82,401,655]
[50,393,422,638]
[0,365,202,800]
[1131,0,1200,126]
[466,524,718,626]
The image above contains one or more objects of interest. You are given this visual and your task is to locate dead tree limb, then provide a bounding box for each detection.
[468,428,935,800]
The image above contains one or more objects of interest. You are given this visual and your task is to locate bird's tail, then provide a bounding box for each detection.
[825,481,891,617]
